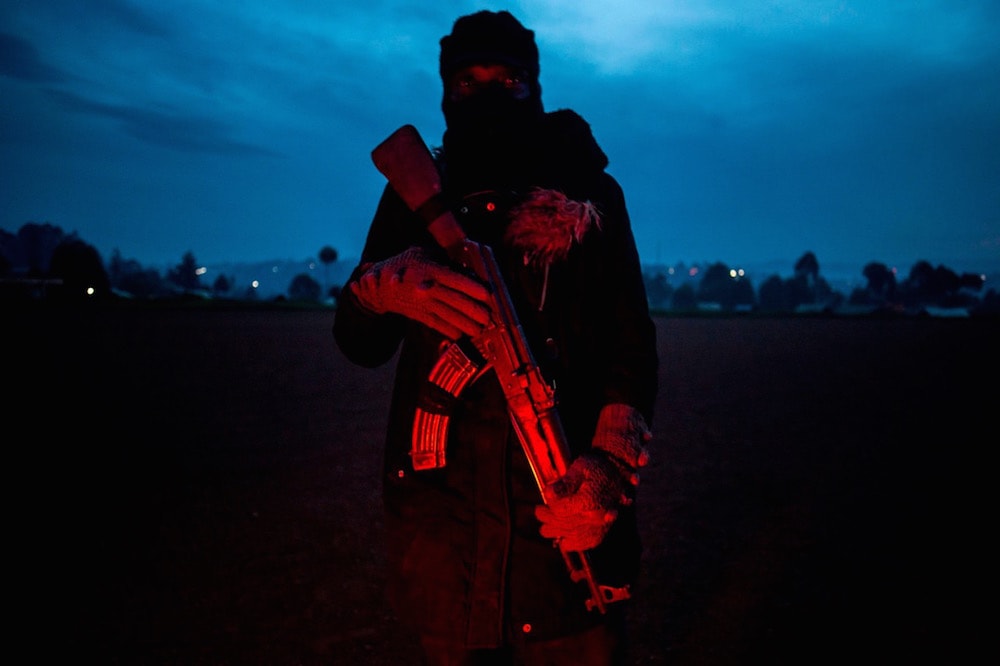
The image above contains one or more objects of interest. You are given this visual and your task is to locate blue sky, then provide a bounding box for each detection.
[2,1,998,276]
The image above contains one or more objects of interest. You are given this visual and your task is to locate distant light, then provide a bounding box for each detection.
[729,269,737,278]
[308,262,316,270]
[688,267,699,277]
[272,266,279,273]
[251,280,260,288]
[667,267,675,275]
[195,266,207,276]
[86,286,95,296]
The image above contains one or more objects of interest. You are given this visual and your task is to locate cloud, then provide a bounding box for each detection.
[88,0,174,39]
[2,1,997,270]
[0,32,66,82]
[47,88,282,156]
[526,0,1000,78]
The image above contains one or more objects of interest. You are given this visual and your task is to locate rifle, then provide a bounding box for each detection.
[371,124,630,613]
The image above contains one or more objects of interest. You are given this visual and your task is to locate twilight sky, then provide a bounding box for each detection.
[2,0,998,275]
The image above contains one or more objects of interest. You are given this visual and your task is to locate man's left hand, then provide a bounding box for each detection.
[534,404,652,552]
[534,452,628,552]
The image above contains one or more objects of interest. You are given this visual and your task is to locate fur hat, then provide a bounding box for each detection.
[439,10,540,84]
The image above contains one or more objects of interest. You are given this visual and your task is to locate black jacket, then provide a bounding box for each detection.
[333,110,658,646]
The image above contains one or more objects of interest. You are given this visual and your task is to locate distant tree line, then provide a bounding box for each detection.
[642,250,999,316]
[1,222,342,305]
[2,221,998,315]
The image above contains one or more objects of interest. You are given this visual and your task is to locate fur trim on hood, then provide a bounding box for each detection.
[505,188,601,269]
[501,109,607,272]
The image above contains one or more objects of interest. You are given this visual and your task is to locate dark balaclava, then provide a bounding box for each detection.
[439,11,545,191]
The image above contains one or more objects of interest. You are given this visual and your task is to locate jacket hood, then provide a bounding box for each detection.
[539,109,609,175]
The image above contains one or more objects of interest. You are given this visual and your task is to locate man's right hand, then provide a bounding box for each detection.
[349,246,492,340]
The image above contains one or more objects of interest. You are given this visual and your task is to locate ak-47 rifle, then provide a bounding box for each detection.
[371,124,630,614]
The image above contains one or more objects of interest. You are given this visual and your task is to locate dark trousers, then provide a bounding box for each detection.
[418,619,628,666]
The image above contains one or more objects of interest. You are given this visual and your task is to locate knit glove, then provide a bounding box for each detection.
[590,403,652,483]
[534,404,652,552]
[349,246,492,340]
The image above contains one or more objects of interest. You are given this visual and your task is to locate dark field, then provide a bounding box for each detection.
[7,305,998,664]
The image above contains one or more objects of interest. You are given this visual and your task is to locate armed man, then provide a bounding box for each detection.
[333,10,659,665]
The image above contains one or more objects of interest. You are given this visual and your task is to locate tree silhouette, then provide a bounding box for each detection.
[732,274,756,310]
[863,262,896,296]
[979,288,1000,314]
[757,274,790,312]
[643,271,673,309]
[850,262,897,307]
[49,238,111,300]
[958,272,985,293]
[17,221,66,275]
[696,262,755,311]
[785,251,836,309]
[319,245,339,298]
[212,273,234,296]
[900,260,981,309]
[109,249,167,299]
[696,262,733,307]
[288,273,321,302]
[671,283,697,311]
[167,251,202,292]
[794,251,819,283]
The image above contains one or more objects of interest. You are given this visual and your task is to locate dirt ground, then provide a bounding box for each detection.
[7,304,997,664]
